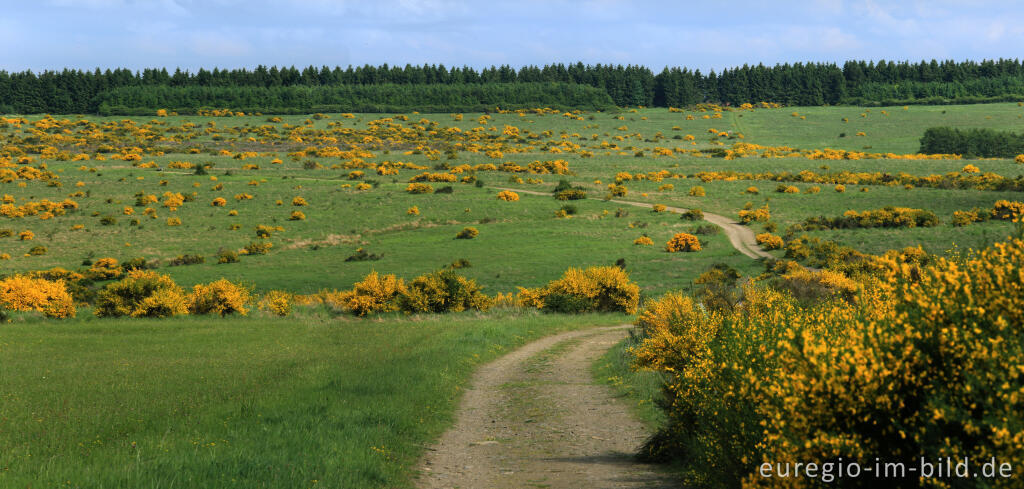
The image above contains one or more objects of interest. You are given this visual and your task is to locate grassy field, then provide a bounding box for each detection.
[3,102,1024,487]
[4,103,1023,293]
[0,311,625,488]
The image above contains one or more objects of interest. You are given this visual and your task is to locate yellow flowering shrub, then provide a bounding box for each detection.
[745,186,759,194]
[211,197,227,207]
[835,184,846,192]
[455,227,478,239]
[517,266,639,314]
[333,271,406,316]
[0,275,76,318]
[634,236,654,246]
[992,200,1024,220]
[95,270,187,318]
[86,257,123,280]
[633,237,1024,487]
[665,233,701,252]
[688,186,705,197]
[186,279,251,316]
[407,206,420,215]
[738,205,770,224]
[406,183,434,194]
[652,204,667,213]
[289,211,306,221]
[397,269,492,314]
[496,190,519,201]
[755,233,783,250]
[258,290,292,316]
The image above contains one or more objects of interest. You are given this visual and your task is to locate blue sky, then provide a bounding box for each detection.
[3,0,1023,73]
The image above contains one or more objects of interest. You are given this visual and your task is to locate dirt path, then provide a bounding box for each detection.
[494,186,773,260]
[418,325,679,489]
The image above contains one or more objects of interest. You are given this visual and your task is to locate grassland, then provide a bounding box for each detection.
[3,102,1024,487]
[4,103,1023,292]
[0,310,625,488]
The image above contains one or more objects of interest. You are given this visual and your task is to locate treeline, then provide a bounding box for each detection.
[5,59,1024,113]
[94,83,616,115]
[919,127,1024,157]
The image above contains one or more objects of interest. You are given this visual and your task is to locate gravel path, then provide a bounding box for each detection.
[417,325,680,489]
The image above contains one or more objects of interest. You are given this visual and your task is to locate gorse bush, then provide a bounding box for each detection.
[331,269,489,316]
[802,206,940,230]
[632,237,1024,487]
[755,233,784,250]
[398,269,492,314]
[455,227,479,239]
[258,290,291,316]
[665,233,701,252]
[0,275,76,318]
[517,266,639,314]
[95,270,187,318]
[334,271,407,316]
[186,279,251,316]
[496,190,519,201]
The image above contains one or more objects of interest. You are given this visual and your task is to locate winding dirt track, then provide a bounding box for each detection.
[417,325,680,489]
[493,186,773,260]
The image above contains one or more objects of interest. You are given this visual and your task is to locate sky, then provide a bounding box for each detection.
[3,0,1024,73]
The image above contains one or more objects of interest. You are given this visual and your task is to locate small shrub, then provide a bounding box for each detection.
[244,241,273,255]
[258,290,292,316]
[344,248,382,262]
[689,186,706,197]
[517,266,639,314]
[681,208,703,221]
[167,254,205,267]
[449,258,472,269]
[756,233,784,250]
[692,224,720,235]
[555,189,587,200]
[398,269,492,313]
[94,270,187,318]
[497,190,519,201]
[665,233,701,252]
[217,249,240,264]
[333,271,406,316]
[186,279,251,316]
[634,236,654,246]
[0,275,76,318]
[455,227,479,239]
[406,183,434,194]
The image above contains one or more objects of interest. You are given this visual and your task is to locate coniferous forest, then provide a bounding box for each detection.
[6,59,1024,114]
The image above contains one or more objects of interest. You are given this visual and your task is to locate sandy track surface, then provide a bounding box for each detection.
[417,325,680,489]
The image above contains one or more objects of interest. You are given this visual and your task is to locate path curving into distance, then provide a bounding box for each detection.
[417,325,679,489]
[493,186,774,260]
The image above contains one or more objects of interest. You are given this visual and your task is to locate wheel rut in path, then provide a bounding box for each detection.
[417,325,680,489]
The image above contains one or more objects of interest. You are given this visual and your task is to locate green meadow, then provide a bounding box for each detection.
[2,102,1024,487]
